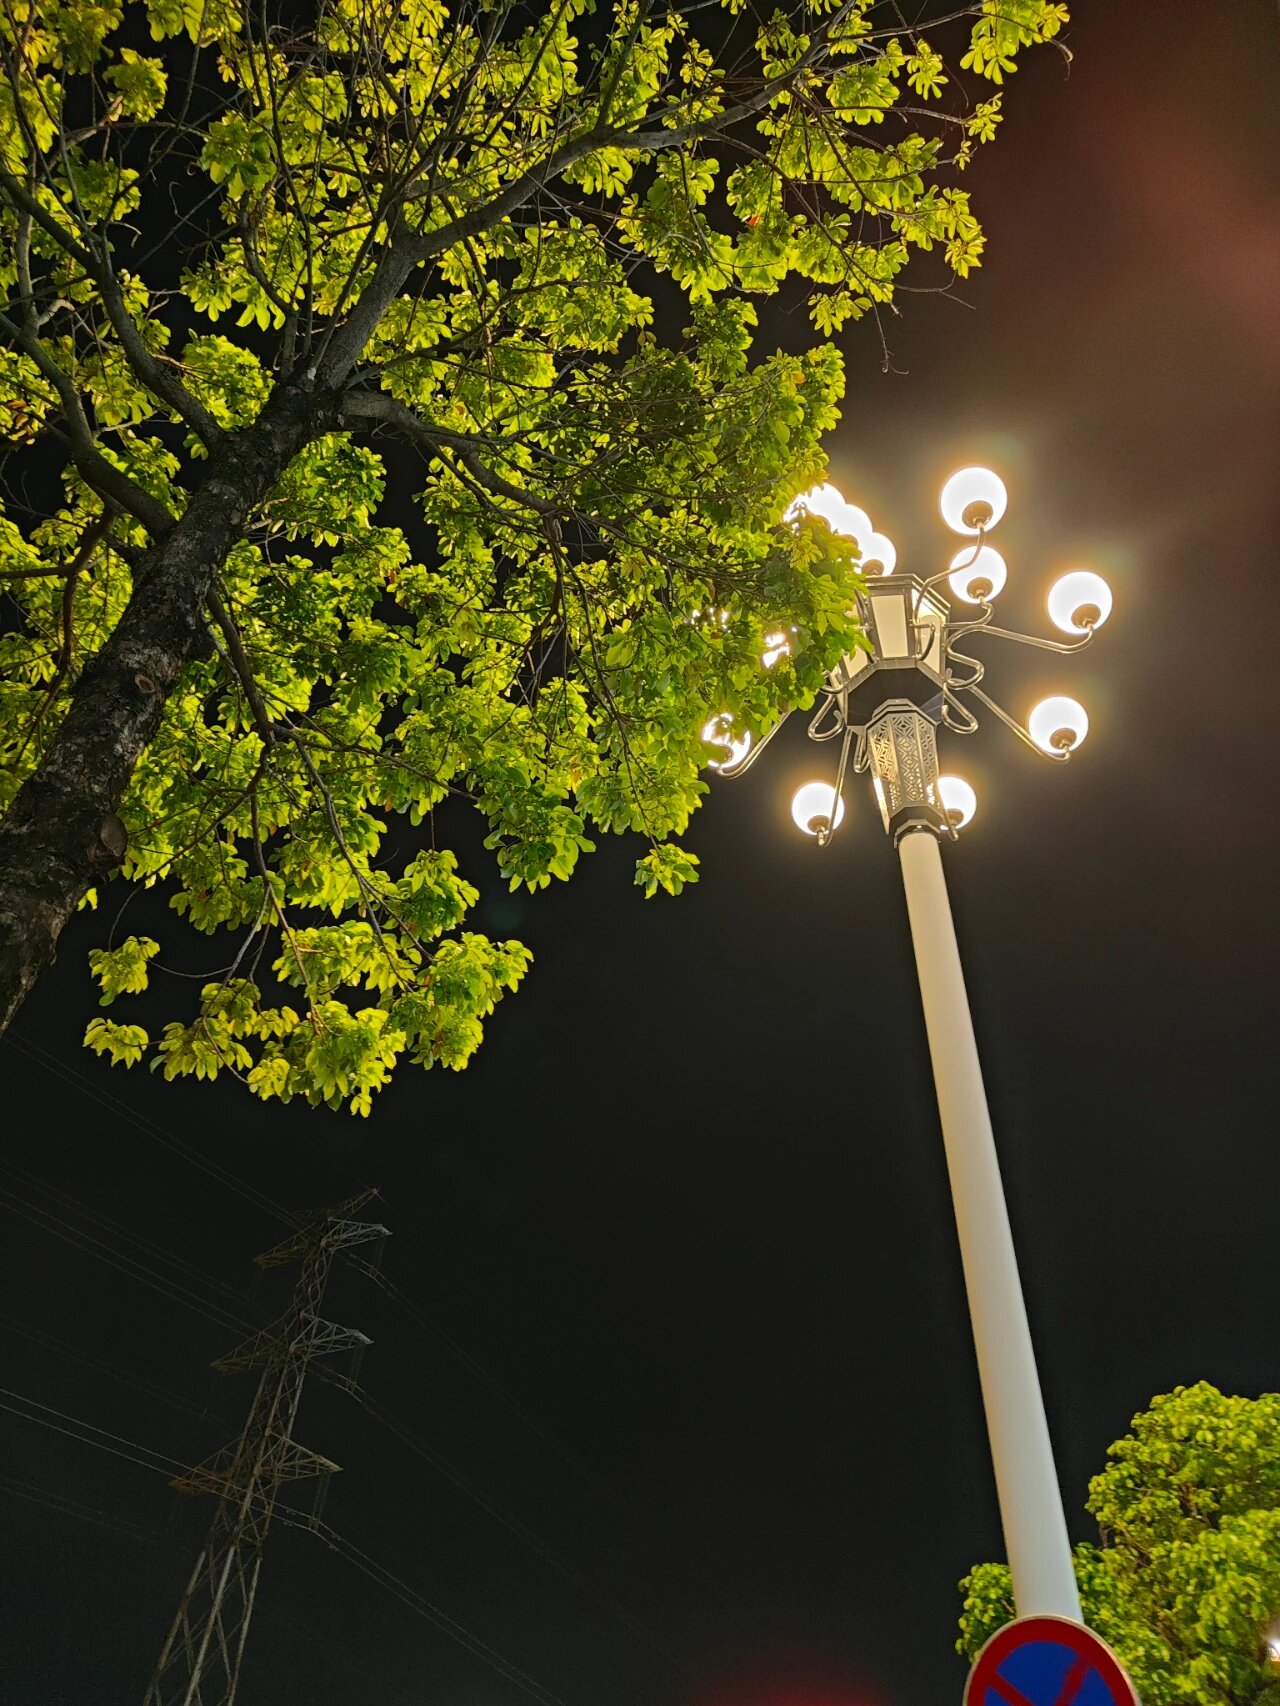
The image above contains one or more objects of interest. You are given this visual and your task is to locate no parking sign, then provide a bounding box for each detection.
[964,1616,1140,1706]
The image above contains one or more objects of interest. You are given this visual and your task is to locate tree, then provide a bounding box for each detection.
[959,1384,1280,1706]
[0,0,1067,1112]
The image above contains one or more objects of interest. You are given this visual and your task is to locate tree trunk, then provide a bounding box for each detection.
[0,380,335,1035]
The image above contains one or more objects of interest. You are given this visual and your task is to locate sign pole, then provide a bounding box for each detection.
[897,827,1081,1621]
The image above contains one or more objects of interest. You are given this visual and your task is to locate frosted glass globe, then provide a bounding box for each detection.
[937,775,977,829]
[1048,570,1113,634]
[791,780,846,836]
[948,544,1007,603]
[785,483,872,546]
[761,631,792,669]
[940,466,1007,535]
[702,714,751,771]
[1029,695,1088,754]
[860,531,897,575]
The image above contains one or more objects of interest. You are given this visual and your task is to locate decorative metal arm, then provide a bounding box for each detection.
[964,684,1069,762]
[912,527,989,611]
[944,647,986,691]
[808,694,845,742]
[816,724,856,848]
[949,620,1095,655]
[940,689,980,735]
[712,708,791,778]
[947,601,996,638]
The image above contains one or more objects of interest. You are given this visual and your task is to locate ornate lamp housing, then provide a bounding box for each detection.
[866,701,943,838]
[835,575,949,728]
[828,576,949,838]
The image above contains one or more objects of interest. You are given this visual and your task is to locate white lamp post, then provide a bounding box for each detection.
[717,471,1115,1623]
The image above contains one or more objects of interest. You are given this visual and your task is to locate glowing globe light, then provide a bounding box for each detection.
[915,589,945,625]
[791,780,845,836]
[948,544,1007,603]
[785,483,872,547]
[1029,695,1089,755]
[860,531,897,575]
[1047,570,1113,635]
[762,631,791,668]
[937,775,977,829]
[940,466,1007,535]
[702,714,751,771]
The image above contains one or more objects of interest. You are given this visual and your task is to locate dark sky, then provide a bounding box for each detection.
[4,4,1280,1704]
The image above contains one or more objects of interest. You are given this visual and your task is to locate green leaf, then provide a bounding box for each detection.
[88,935,160,1005]
[635,844,700,899]
[84,1017,150,1066]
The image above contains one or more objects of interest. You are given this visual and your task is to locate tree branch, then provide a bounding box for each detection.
[314,121,614,383]
[11,509,114,765]
[338,389,558,514]
[0,308,177,535]
[314,0,863,385]
[0,166,96,272]
[0,166,222,449]
[97,278,223,451]
[206,586,277,747]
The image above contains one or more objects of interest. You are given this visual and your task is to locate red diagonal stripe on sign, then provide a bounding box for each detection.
[987,1673,1038,1706]
[1053,1655,1091,1706]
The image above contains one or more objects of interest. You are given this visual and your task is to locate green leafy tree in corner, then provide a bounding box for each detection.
[960,1384,1280,1706]
[0,0,1067,1110]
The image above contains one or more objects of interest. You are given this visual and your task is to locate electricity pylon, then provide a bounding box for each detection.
[142,1191,388,1706]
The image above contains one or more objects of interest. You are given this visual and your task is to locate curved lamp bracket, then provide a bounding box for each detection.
[711,709,791,779]
[963,683,1070,762]
[949,620,1096,656]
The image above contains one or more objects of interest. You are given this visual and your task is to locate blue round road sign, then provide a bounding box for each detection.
[964,1615,1140,1706]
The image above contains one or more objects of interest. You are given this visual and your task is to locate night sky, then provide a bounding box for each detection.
[4,4,1280,1704]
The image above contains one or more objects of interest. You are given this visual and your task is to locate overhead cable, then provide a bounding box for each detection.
[0,1316,220,1426]
[283,1511,574,1706]
[0,1383,189,1478]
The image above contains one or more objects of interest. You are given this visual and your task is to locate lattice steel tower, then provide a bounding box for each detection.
[143,1192,387,1706]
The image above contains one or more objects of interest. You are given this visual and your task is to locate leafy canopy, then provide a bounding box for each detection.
[960,1384,1280,1706]
[0,0,1067,1110]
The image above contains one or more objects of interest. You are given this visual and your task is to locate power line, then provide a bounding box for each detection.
[0,1164,678,1660]
[0,1468,164,1545]
[8,1034,627,1505]
[351,1258,621,1485]
[7,1035,606,1481]
[3,1031,301,1228]
[321,1368,684,1668]
[0,1041,700,1696]
[0,1184,254,1336]
[353,1260,752,1625]
[5,1030,746,1626]
[0,1472,515,1706]
[7,1034,613,1491]
[0,1154,254,1310]
[287,1512,574,1706]
[2,1163,680,1669]
[0,1373,583,1706]
[0,1384,189,1478]
[0,1316,220,1427]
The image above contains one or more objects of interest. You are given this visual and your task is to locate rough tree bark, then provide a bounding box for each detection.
[0,380,338,1034]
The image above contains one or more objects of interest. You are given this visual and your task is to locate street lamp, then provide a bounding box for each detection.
[712,469,1114,1624]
